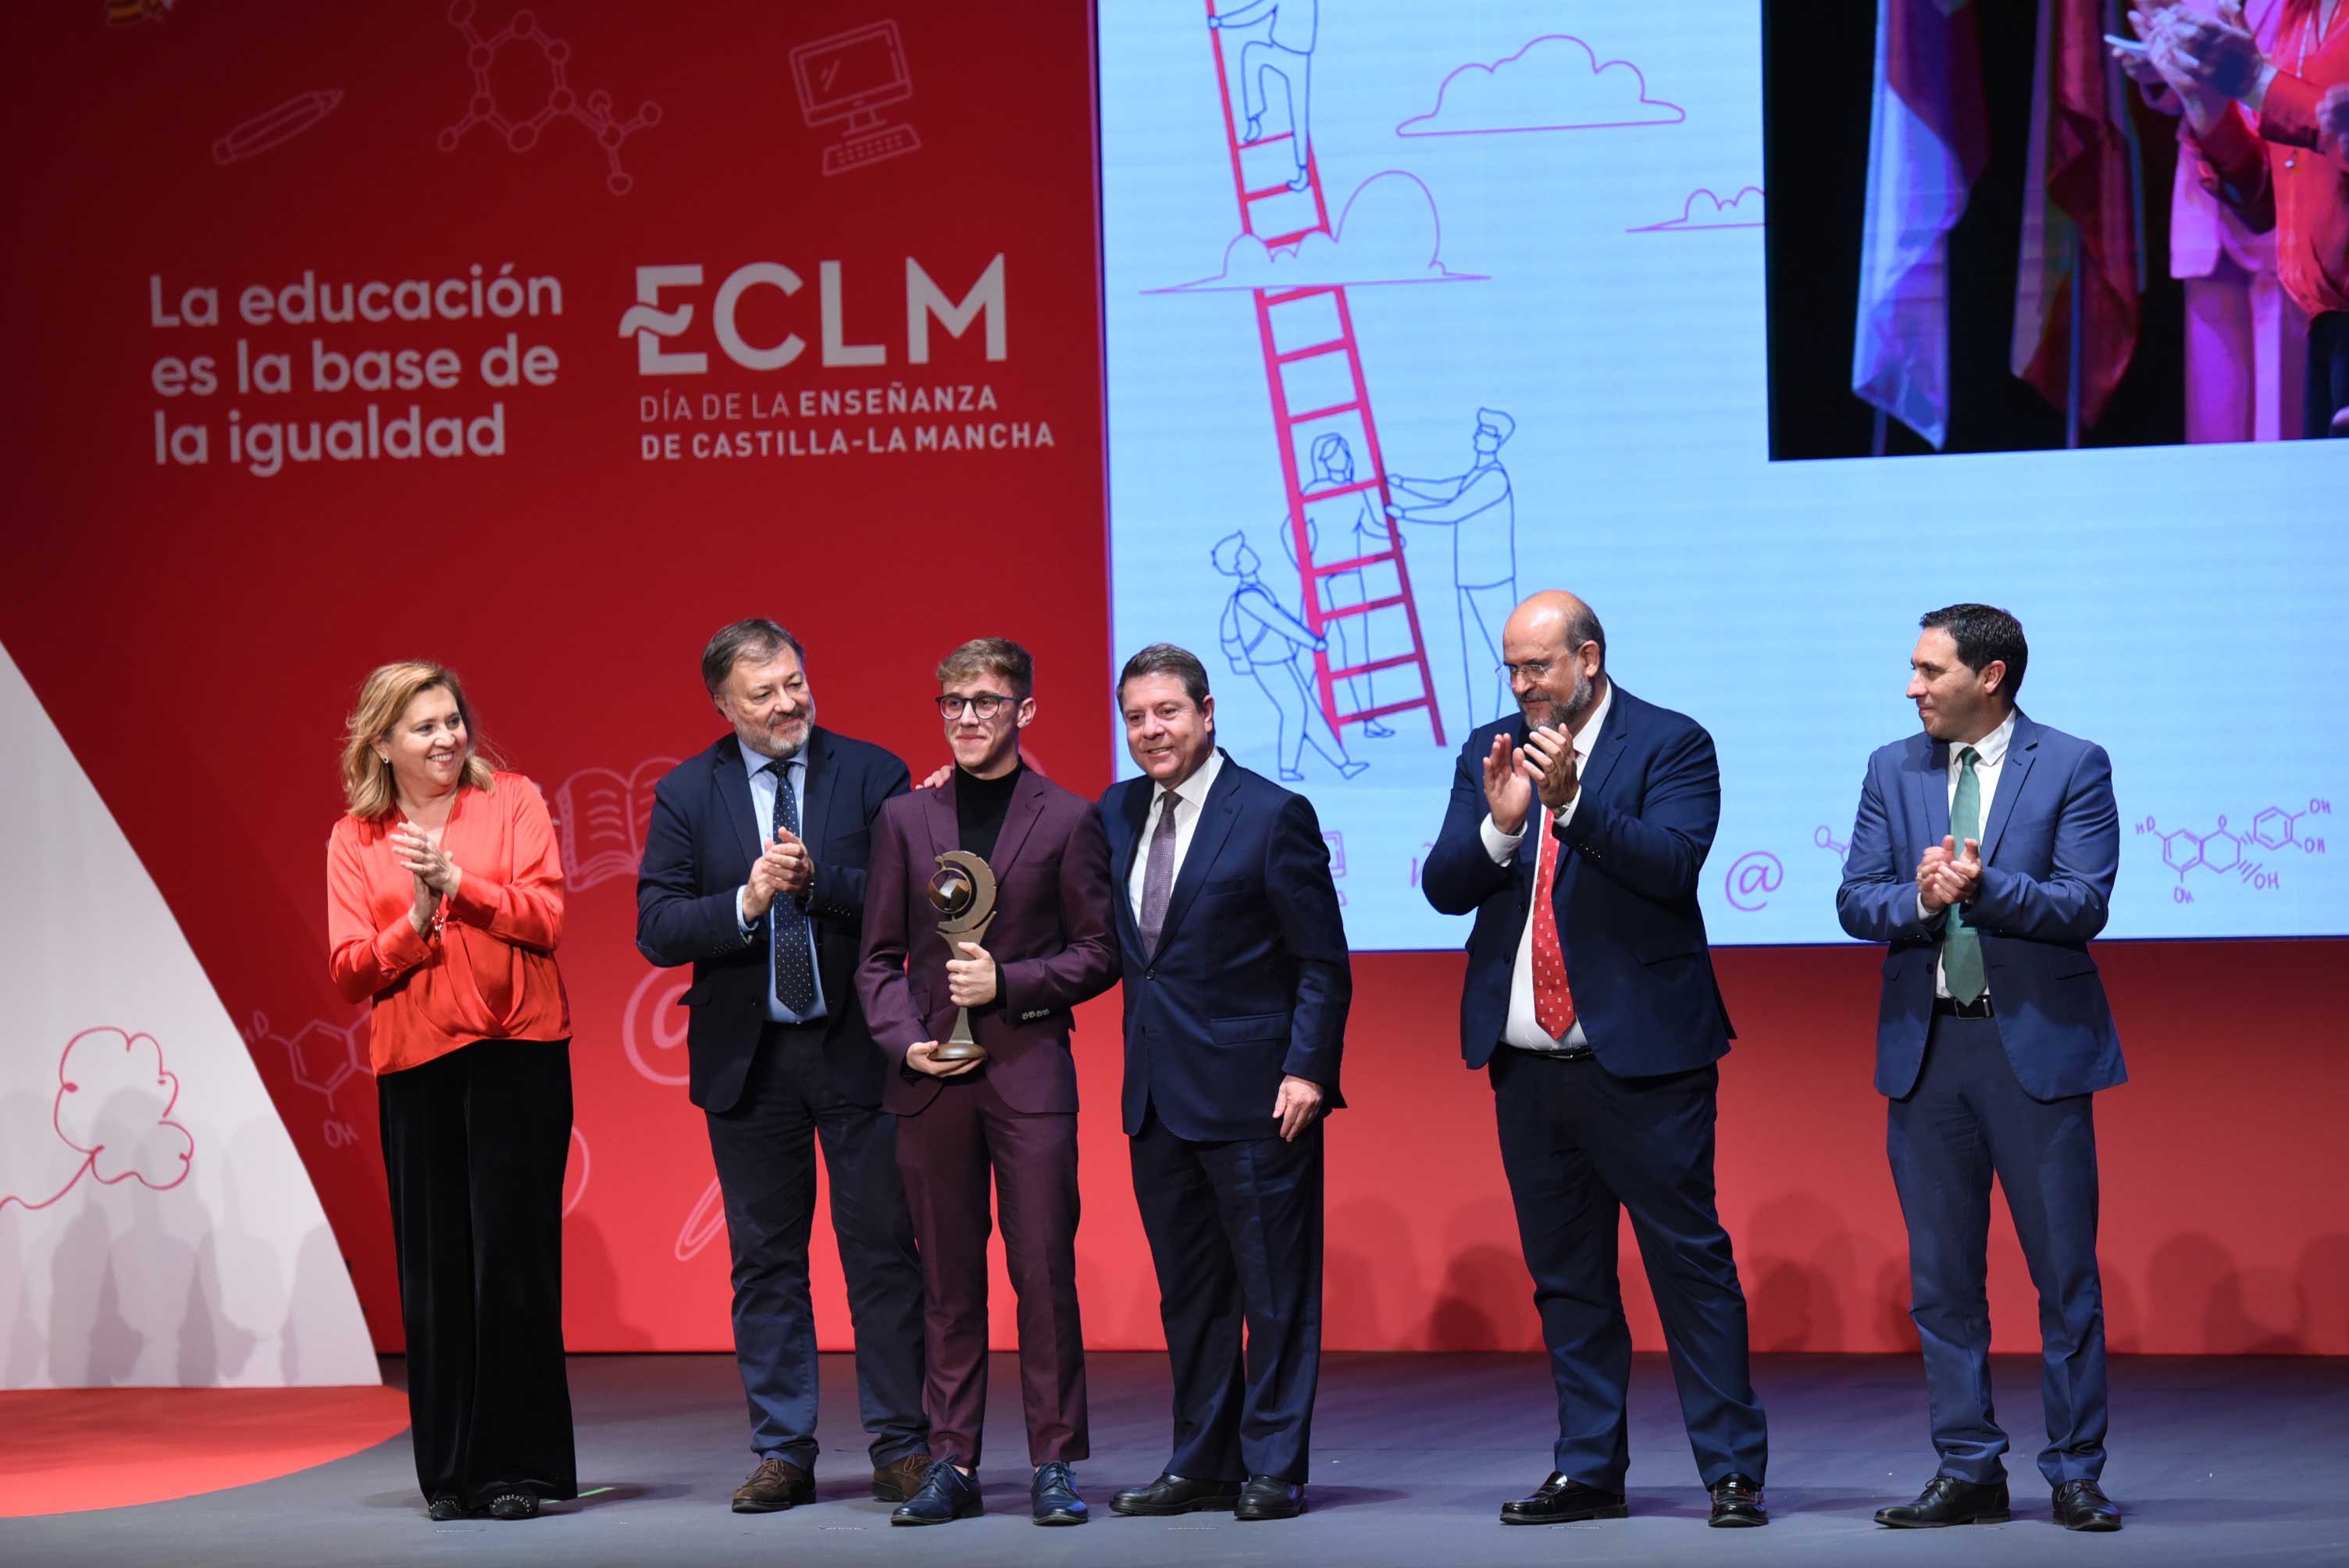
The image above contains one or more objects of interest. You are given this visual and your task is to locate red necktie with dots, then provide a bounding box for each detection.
[1530,810,1577,1040]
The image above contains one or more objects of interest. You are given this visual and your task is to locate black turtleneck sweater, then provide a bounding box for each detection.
[956,760,1024,864]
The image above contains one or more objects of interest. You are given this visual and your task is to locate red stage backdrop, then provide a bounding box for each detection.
[2,2,2340,1362]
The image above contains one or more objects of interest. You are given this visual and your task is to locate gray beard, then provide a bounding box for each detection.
[740,711,814,760]
[1523,666,1595,730]
[1560,666,1596,725]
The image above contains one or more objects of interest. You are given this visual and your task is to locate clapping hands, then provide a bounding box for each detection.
[1917,834,1983,914]
[390,823,460,896]
[745,829,812,919]
[2120,3,2271,130]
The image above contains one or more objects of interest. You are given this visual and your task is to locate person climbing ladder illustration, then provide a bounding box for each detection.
[1210,0,1317,192]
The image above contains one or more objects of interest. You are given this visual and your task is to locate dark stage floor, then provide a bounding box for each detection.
[5,1352,2344,1566]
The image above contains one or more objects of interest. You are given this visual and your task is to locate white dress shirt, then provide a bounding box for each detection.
[1477,682,1612,1053]
[1919,708,2015,1000]
[1128,747,1227,923]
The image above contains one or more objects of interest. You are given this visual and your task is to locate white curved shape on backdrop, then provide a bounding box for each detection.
[0,640,378,1388]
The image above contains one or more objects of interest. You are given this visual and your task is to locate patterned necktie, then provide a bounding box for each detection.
[1529,808,1577,1039]
[768,759,818,1013]
[1138,789,1180,953]
[1943,746,1987,1004]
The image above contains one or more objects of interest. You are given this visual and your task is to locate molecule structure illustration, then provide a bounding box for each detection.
[2133,798,2330,903]
[244,1010,372,1149]
[437,2,661,196]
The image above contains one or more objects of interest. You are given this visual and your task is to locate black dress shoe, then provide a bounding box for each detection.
[731,1456,815,1513]
[1109,1473,1242,1516]
[1032,1461,1089,1526]
[1235,1475,1305,1520]
[1873,1474,2010,1527]
[486,1491,539,1520]
[890,1459,982,1525]
[1500,1473,1629,1524]
[425,1495,464,1522]
[1708,1473,1767,1527]
[2054,1478,2122,1531]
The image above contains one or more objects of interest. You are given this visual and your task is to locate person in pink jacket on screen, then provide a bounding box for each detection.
[2123,0,2309,441]
[2123,1,2301,441]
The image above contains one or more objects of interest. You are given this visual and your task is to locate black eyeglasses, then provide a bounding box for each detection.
[936,693,1018,718]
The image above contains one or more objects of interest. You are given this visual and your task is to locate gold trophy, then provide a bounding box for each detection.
[926,850,1000,1064]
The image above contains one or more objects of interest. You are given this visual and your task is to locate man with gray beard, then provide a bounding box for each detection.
[1420,590,1768,1531]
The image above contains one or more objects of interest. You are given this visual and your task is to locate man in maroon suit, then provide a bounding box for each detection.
[856,637,1120,1528]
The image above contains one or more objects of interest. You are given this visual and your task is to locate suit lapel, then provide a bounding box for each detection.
[799,728,839,850]
[1578,685,1631,804]
[1109,784,1143,883]
[988,768,1050,875]
[1156,754,1242,950]
[1916,736,1952,856]
[922,771,957,866]
[712,738,761,869]
[1979,711,2037,864]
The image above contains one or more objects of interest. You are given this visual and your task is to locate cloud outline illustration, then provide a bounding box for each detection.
[1152,170,1486,294]
[1396,35,1686,137]
[1628,184,1766,233]
[2,1027,194,1212]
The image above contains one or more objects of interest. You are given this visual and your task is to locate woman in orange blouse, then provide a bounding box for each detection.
[2129,0,2349,433]
[326,661,576,1523]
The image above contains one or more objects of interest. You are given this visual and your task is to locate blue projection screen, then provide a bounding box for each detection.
[1099,1,2342,948]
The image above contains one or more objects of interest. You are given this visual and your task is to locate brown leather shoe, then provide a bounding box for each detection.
[732,1456,814,1513]
[872,1452,936,1503]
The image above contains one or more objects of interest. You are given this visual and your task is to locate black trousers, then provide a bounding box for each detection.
[2309,311,2348,438]
[703,1022,928,1469]
[1128,1109,1323,1484]
[1490,1047,1768,1491]
[378,1039,577,1506]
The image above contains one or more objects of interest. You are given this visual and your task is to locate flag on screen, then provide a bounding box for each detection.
[1852,0,1989,450]
[2011,0,2146,427]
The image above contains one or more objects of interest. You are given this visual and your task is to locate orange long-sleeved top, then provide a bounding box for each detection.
[326,770,571,1074]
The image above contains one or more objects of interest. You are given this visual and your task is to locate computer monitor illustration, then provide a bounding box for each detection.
[790,20,921,175]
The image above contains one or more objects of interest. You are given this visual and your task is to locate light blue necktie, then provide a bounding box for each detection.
[1943,747,1986,1004]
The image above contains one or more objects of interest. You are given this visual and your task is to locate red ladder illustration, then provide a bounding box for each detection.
[1203,2,1445,747]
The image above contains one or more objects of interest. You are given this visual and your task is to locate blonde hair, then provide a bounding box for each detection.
[340,661,500,820]
[936,637,1033,700]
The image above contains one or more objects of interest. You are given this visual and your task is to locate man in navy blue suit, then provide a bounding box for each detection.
[1837,604,2125,1534]
[1098,643,1349,1523]
[1421,590,1769,1530]
[635,618,932,1513]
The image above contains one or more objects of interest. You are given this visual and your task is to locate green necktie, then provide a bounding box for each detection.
[1943,746,1986,1003]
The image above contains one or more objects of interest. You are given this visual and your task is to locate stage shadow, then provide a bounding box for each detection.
[1765,1486,1925,1522]
[1622,1487,1712,1520]
[1301,1484,1411,1510]
[1742,1192,1859,1351]
[1424,1210,1535,1352]
[1326,1196,1409,1346]
[362,1481,686,1511]
[2123,1493,2341,1524]
[567,1481,684,1509]
[2148,1231,2317,1352]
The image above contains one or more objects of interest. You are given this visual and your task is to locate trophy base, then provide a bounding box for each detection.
[930,1039,988,1064]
